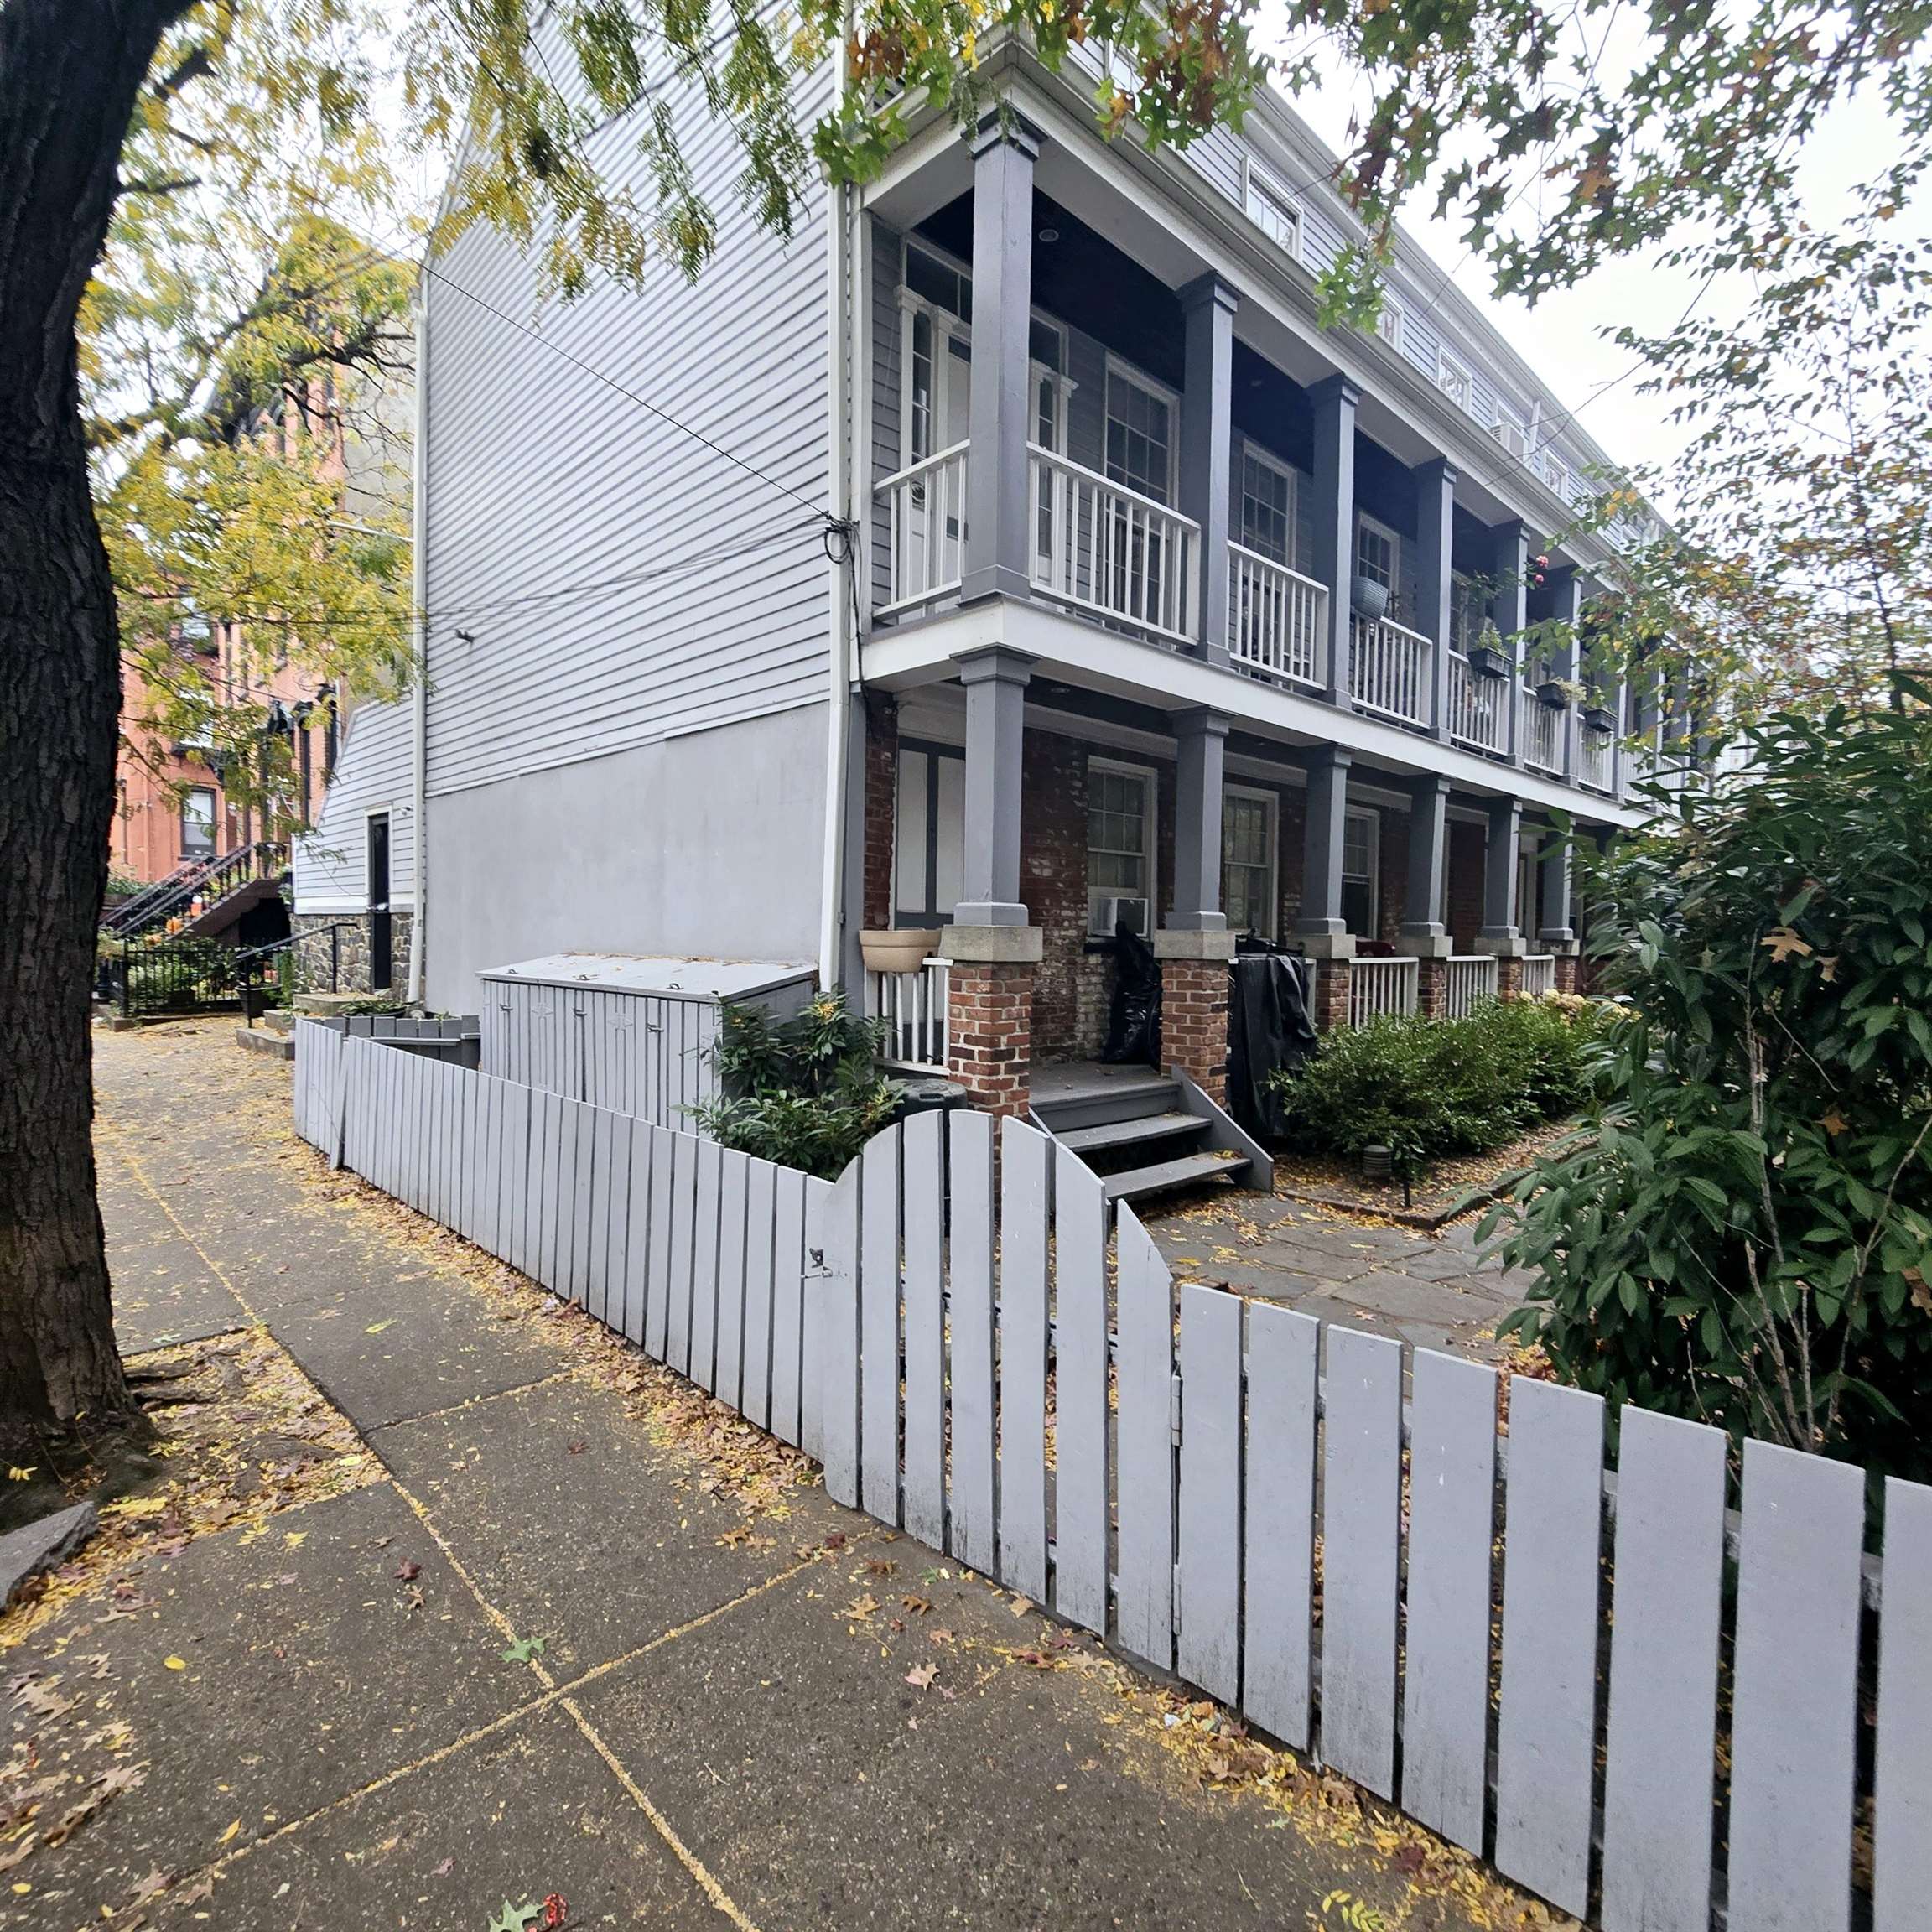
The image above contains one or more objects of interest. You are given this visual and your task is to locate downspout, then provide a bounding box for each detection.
[817,29,857,995]
[405,283,429,1006]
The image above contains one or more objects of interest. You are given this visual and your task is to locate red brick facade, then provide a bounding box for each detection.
[1158,957,1230,1103]
[1554,952,1580,994]
[1497,955,1524,996]
[944,960,1035,1117]
[1311,956,1351,1031]
[861,694,897,932]
[1415,954,1446,1018]
[1446,820,1487,952]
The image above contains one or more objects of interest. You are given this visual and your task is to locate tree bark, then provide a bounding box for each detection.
[0,0,195,1440]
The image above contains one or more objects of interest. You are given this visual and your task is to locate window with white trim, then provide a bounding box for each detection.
[1376,298,1404,351]
[1342,807,1379,941]
[1436,350,1472,413]
[1087,761,1156,937]
[1243,163,1301,258]
[1222,787,1277,938]
[1104,364,1174,505]
[1355,512,1400,595]
[180,785,217,860]
[1239,447,1295,567]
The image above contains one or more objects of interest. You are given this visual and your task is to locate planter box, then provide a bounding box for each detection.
[1467,643,1511,679]
[1582,704,1617,734]
[1535,680,1571,710]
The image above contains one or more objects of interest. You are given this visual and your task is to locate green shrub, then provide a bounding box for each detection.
[1270,994,1600,1175]
[688,992,901,1179]
[1486,693,1932,1482]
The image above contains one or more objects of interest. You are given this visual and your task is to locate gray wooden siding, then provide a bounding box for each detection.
[291,694,417,913]
[421,57,835,805]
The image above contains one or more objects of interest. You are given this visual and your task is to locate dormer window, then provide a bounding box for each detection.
[1436,350,1472,413]
[1376,299,1404,351]
[1243,164,1301,260]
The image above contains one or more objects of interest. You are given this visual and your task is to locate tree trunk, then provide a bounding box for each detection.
[0,0,194,1441]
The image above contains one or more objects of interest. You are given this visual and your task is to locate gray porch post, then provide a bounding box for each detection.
[1550,565,1586,783]
[1166,708,1230,930]
[1178,276,1239,667]
[1309,376,1360,709]
[953,645,1034,925]
[1492,520,1530,768]
[959,107,1041,608]
[1297,745,1353,944]
[1537,821,1576,947]
[1413,458,1457,741]
[1478,794,1524,951]
[1400,774,1452,952]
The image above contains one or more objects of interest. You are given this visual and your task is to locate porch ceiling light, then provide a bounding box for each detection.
[1037,226,1059,243]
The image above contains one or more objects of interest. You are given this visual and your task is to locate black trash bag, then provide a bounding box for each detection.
[1101,919,1163,1066]
[1226,938,1317,1140]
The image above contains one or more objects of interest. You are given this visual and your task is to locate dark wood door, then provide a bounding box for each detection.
[367,813,392,991]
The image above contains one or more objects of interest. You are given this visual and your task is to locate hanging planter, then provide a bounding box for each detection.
[1535,678,1572,710]
[1467,642,1511,680]
[1582,704,1617,734]
[1350,575,1390,623]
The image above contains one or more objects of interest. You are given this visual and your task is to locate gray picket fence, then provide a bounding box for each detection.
[290,1021,1928,1932]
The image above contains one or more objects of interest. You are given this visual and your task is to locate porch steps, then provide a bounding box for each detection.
[1101,1150,1250,1203]
[1031,1062,1270,1207]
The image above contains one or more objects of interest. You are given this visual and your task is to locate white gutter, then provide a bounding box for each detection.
[405,283,429,1006]
[817,35,856,995]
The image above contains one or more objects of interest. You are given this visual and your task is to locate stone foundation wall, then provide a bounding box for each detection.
[292,911,412,999]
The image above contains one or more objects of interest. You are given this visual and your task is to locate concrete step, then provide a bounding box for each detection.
[261,1007,296,1036]
[1056,1111,1208,1156]
[236,1024,294,1061]
[1101,1151,1249,1205]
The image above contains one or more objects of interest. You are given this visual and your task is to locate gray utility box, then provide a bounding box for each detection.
[479,953,818,1131]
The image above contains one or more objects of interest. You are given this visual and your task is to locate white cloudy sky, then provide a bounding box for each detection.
[1248,5,1917,483]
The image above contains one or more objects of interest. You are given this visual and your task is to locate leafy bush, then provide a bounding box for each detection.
[1270,994,1600,1174]
[1486,694,1932,1481]
[688,992,901,1179]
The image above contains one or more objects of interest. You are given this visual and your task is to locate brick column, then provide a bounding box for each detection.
[944,924,1043,1118]
[1311,955,1352,1031]
[1154,929,1234,1102]
[1497,956,1524,997]
[1415,955,1446,1018]
[1554,951,1580,994]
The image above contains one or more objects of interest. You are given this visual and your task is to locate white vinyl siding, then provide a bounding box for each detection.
[292,696,417,913]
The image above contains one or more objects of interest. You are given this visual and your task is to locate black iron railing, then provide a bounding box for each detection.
[101,840,286,943]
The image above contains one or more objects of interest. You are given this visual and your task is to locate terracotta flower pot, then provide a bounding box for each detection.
[860,928,940,975]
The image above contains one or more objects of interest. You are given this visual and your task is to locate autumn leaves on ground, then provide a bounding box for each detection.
[1,1022,1568,1930]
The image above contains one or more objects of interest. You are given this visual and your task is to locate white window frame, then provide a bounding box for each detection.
[1104,356,1180,506]
[1086,756,1159,938]
[1238,441,1298,569]
[1375,296,1404,351]
[1240,158,1302,262]
[1343,805,1380,940]
[1436,347,1473,413]
[1028,313,1074,456]
[1222,784,1278,940]
[1355,509,1400,595]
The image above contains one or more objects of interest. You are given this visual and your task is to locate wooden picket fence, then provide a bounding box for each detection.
[290,1020,1928,1932]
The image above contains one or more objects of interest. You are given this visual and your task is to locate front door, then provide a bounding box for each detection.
[893,742,965,927]
[367,813,392,992]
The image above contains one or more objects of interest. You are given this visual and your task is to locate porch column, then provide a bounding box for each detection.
[1477,794,1524,955]
[1178,275,1239,667]
[1298,745,1354,1027]
[1550,566,1586,784]
[1413,457,1457,741]
[1400,774,1452,952]
[1309,376,1360,709]
[1158,706,1234,1099]
[1537,821,1576,948]
[953,645,1033,925]
[960,107,1041,608]
[1491,520,1530,768]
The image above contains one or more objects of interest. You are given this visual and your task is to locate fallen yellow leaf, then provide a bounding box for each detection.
[366,1319,394,1334]
[220,1819,241,1843]
[164,1656,187,1671]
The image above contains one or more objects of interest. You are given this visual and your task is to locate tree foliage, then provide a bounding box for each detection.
[1487,694,1932,1479]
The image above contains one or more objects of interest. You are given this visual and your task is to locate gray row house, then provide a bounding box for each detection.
[297,34,1671,1160]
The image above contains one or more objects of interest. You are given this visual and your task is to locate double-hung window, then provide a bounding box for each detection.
[1087,760,1156,937]
[1239,448,1295,567]
[1243,163,1301,259]
[1222,787,1277,939]
[1104,363,1174,504]
[1355,512,1400,596]
[1342,808,1379,941]
[1436,350,1472,413]
[180,786,216,861]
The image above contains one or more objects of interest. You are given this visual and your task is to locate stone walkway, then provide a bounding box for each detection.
[0,1021,1571,1930]
[1141,1185,1539,1363]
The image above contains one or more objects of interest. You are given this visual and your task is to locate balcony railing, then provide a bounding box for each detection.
[867,955,950,1073]
[1578,724,1614,792]
[875,442,969,615]
[1228,545,1327,688]
[1350,614,1433,728]
[1446,650,1509,754]
[1520,954,1558,997]
[1348,955,1420,1028]
[1029,445,1199,645]
[1442,954,1500,1017]
[1521,686,1563,773]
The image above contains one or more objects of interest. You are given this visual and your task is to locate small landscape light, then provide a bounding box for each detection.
[1361,1145,1393,1184]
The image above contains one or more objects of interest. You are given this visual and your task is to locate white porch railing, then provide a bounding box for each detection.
[1029,445,1199,645]
[875,442,969,615]
[867,956,951,1073]
[1446,651,1509,754]
[1349,614,1433,728]
[1578,724,1613,792]
[1521,686,1563,772]
[1348,955,1419,1028]
[1442,954,1500,1017]
[1228,545,1327,688]
[1520,954,1557,997]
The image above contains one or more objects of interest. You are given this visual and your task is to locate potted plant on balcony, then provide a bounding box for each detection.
[1581,698,1617,733]
[1535,675,1576,709]
[1466,621,1511,679]
[859,927,941,975]
[1349,574,1390,623]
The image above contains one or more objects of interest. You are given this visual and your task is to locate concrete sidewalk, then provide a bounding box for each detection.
[0,1023,1565,1930]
